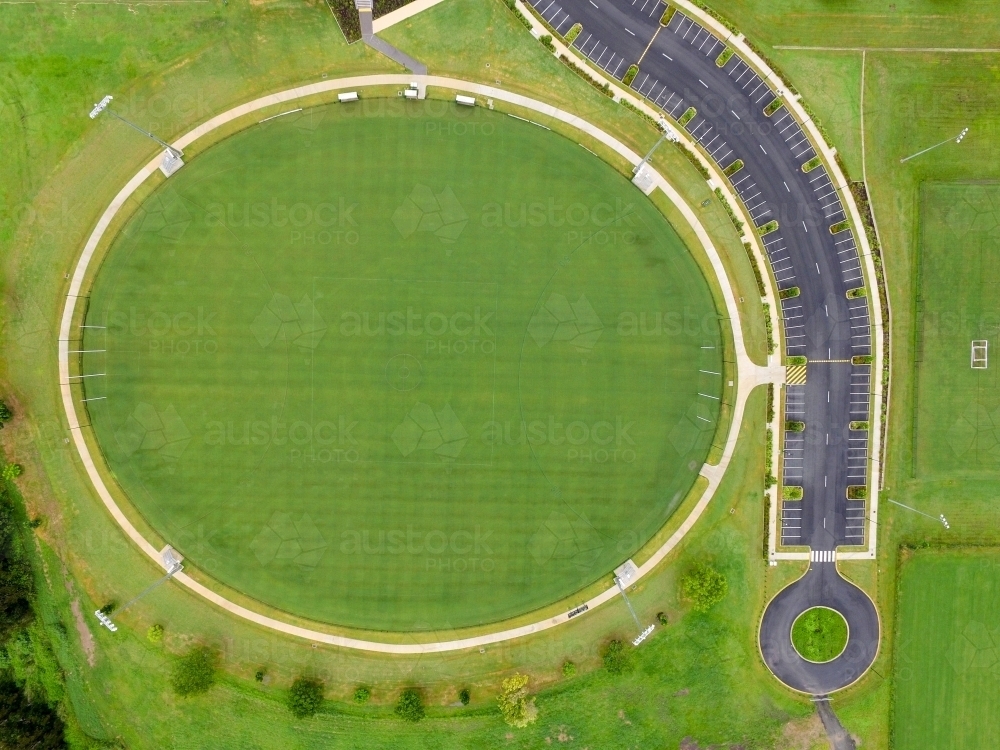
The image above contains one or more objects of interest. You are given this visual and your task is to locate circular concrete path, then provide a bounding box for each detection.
[60,75,774,652]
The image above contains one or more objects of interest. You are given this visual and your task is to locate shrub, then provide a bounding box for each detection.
[801,156,822,173]
[458,687,471,705]
[565,22,582,44]
[146,624,164,643]
[622,64,639,86]
[497,673,537,727]
[785,420,805,432]
[763,97,783,117]
[744,243,766,297]
[0,678,66,749]
[657,611,669,625]
[680,565,728,612]
[288,677,324,718]
[601,639,632,675]
[171,646,217,696]
[678,106,697,127]
[779,286,800,299]
[98,602,116,615]
[539,34,555,52]
[846,286,867,299]
[850,421,869,431]
[561,660,576,677]
[1,464,22,481]
[660,5,675,26]
[674,142,710,179]
[829,220,850,234]
[783,485,804,501]
[847,485,867,500]
[715,188,744,233]
[787,355,807,366]
[756,220,779,236]
[852,355,873,365]
[353,686,370,704]
[762,302,775,354]
[765,426,776,489]
[558,55,613,97]
[255,669,265,683]
[723,158,744,177]
[326,0,361,43]
[395,688,425,722]
[0,400,12,427]
[501,0,532,30]
[715,47,733,67]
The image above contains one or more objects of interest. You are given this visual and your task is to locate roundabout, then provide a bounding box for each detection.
[60,76,764,650]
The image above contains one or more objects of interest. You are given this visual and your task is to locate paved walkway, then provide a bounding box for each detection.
[360,9,428,74]
[61,75,774,653]
[372,0,449,34]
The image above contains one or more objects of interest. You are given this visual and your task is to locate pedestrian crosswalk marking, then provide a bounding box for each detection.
[810,550,836,563]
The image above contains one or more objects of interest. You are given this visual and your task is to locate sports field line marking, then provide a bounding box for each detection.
[59,75,775,654]
[258,108,301,123]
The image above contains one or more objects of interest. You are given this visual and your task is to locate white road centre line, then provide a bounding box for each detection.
[760,144,767,154]
[731,110,741,120]
[626,27,636,36]
[699,79,709,88]
[662,53,673,60]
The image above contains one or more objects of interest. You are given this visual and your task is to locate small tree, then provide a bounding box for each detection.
[98,602,116,616]
[680,564,728,612]
[171,646,217,696]
[287,677,324,718]
[497,673,537,728]
[2,464,22,481]
[146,624,164,643]
[353,686,370,704]
[601,640,632,675]
[395,688,425,722]
[458,687,470,705]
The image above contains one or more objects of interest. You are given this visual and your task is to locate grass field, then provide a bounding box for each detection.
[12,0,1000,745]
[791,606,848,663]
[893,548,1000,750]
[80,101,721,630]
[913,183,1000,478]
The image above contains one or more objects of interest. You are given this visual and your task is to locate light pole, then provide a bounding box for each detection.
[613,560,656,646]
[89,95,184,175]
[94,548,184,632]
[887,498,950,529]
[899,127,968,164]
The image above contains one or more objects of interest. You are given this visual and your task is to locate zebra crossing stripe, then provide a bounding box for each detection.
[810,550,836,563]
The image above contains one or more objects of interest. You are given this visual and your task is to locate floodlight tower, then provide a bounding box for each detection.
[94,547,184,632]
[613,560,656,646]
[89,96,185,176]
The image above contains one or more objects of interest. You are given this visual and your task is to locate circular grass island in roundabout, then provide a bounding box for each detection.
[791,607,849,663]
[78,98,723,633]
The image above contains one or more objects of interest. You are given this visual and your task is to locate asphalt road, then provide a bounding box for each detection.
[528,0,879,692]
[759,561,878,694]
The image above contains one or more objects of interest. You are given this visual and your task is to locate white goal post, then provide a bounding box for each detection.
[972,340,988,369]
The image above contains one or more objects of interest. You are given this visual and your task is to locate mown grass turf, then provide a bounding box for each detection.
[893,548,1000,750]
[791,606,848,663]
[80,101,721,630]
[912,182,1000,478]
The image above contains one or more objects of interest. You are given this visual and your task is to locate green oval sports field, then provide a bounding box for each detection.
[81,101,722,631]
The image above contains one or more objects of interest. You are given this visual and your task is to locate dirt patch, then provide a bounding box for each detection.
[70,599,96,667]
[779,713,828,750]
